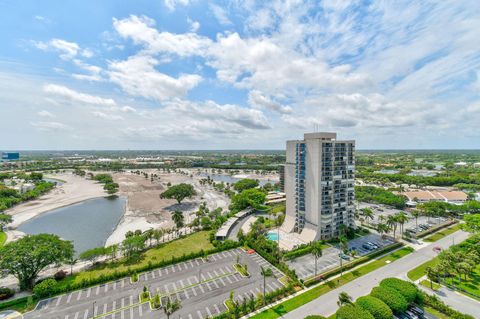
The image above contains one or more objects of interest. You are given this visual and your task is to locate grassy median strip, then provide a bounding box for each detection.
[407,257,439,281]
[423,224,461,242]
[250,247,414,319]
[0,231,6,248]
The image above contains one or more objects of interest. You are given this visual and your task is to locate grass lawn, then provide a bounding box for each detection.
[424,306,450,319]
[0,231,6,248]
[420,279,440,290]
[250,247,414,319]
[57,231,213,289]
[423,224,461,242]
[407,257,440,281]
[445,264,480,300]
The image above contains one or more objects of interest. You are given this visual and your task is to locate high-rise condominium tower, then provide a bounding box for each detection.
[281,132,355,241]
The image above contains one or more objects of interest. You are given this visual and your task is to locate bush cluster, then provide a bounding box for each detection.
[0,287,14,301]
[33,279,58,298]
[356,295,393,319]
[336,304,375,319]
[422,292,474,319]
[379,278,419,303]
[370,286,408,314]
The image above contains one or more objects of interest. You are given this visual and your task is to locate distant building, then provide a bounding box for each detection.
[401,190,468,204]
[454,161,467,167]
[282,132,355,241]
[473,163,480,169]
[1,152,19,161]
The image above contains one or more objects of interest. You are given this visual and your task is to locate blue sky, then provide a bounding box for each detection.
[0,0,479,150]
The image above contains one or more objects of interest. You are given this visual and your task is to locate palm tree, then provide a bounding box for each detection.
[260,266,273,305]
[378,214,386,223]
[425,266,437,290]
[395,212,409,237]
[163,298,181,319]
[386,215,398,239]
[339,236,348,254]
[411,210,420,231]
[66,256,78,275]
[311,241,323,277]
[172,210,184,236]
[338,224,348,237]
[376,223,390,239]
[337,292,352,306]
[362,208,374,225]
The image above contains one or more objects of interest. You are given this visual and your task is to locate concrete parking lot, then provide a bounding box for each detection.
[287,234,394,280]
[24,248,285,319]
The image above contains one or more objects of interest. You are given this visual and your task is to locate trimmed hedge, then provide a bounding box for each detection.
[284,244,313,260]
[422,292,475,319]
[370,286,408,314]
[356,296,393,319]
[379,278,419,303]
[305,242,404,286]
[336,304,375,319]
[33,279,58,298]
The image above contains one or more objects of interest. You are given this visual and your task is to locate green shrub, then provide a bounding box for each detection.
[421,292,474,319]
[304,316,327,319]
[336,304,375,319]
[356,296,393,319]
[33,279,58,298]
[0,287,14,300]
[380,278,418,303]
[370,286,408,314]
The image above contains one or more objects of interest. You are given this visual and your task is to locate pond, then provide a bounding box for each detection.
[17,196,126,255]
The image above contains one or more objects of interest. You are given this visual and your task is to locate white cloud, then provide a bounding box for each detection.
[33,38,93,60]
[188,18,200,32]
[43,84,116,106]
[210,4,232,26]
[113,15,212,57]
[164,0,190,11]
[37,110,55,118]
[108,54,202,101]
[92,111,123,121]
[30,121,69,132]
[248,90,292,114]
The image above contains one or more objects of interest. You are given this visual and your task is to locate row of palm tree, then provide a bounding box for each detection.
[360,208,413,239]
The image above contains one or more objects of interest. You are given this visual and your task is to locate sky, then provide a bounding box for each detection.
[0,0,479,150]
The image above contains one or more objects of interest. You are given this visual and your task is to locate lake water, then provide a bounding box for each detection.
[17,196,126,255]
[198,173,277,186]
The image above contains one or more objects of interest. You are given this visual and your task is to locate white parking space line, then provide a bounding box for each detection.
[165,267,169,274]
[191,286,197,296]
[219,277,226,286]
[122,298,125,308]
[198,283,205,293]
[122,279,125,288]
[171,265,176,273]
[188,314,193,319]
[83,309,89,319]
[66,293,73,303]
[144,273,148,281]
[130,295,133,306]
[219,268,226,275]
[55,295,62,306]
[221,252,228,257]
[87,288,91,298]
[206,306,213,317]
[64,314,69,319]
[179,279,185,288]
[183,263,188,270]
[94,305,98,316]
[226,275,232,283]
[255,287,261,294]
[96,286,100,295]
[211,254,217,261]
[121,309,125,319]
[105,284,109,293]
[195,259,200,266]
[213,269,219,277]
[114,281,117,290]
[197,310,203,319]
[139,304,143,316]
[113,300,117,311]
[177,264,182,271]
[130,307,133,318]
[189,260,194,267]
[184,287,190,298]
[152,271,155,279]
[214,304,221,314]
[103,303,107,314]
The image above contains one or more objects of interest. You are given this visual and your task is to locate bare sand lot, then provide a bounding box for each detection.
[105,170,230,245]
[7,173,106,228]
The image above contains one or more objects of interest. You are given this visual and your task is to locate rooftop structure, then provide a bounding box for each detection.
[400,190,468,203]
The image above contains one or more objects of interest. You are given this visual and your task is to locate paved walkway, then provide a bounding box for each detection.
[280,230,471,319]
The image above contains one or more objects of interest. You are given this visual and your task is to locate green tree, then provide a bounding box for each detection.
[395,212,409,237]
[0,213,13,231]
[260,266,273,304]
[411,210,420,231]
[160,183,196,204]
[337,291,353,306]
[0,234,74,289]
[311,241,323,277]
[386,215,398,238]
[172,210,185,234]
[361,208,374,225]
[163,298,181,319]
[462,214,480,233]
[230,188,266,211]
[233,179,259,192]
[122,235,146,258]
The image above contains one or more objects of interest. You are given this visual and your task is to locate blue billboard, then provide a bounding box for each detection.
[1,152,20,161]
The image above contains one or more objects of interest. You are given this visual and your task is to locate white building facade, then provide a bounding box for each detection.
[282,132,355,241]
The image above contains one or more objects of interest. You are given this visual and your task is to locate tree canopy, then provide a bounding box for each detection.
[461,214,480,233]
[160,183,196,204]
[0,234,74,289]
[233,179,259,192]
[230,188,266,211]
[0,213,13,231]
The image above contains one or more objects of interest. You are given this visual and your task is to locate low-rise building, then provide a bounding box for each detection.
[400,190,468,204]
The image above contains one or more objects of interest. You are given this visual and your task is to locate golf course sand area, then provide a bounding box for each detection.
[105,170,230,245]
[7,173,106,228]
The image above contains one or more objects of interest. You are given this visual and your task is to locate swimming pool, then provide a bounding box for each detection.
[267,231,279,241]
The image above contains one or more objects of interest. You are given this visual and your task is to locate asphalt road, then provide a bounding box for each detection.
[419,285,480,318]
[24,248,285,319]
[281,230,472,319]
